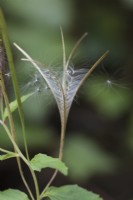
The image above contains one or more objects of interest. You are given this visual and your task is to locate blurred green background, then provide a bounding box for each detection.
[0,0,133,200]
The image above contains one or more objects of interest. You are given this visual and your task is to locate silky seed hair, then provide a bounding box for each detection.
[65,64,88,114]
[87,64,129,99]
[14,41,109,125]
[22,60,88,118]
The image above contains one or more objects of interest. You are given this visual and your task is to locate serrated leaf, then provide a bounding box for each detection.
[0,152,19,161]
[30,153,68,175]
[43,185,103,200]
[3,93,32,120]
[0,189,29,200]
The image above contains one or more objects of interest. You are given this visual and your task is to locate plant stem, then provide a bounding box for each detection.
[0,8,30,161]
[39,123,66,199]
[0,72,35,200]
[0,10,41,200]
[0,75,40,200]
[0,120,40,200]
[0,121,29,165]
[0,120,35,200]
[40,32,69,198]
[0,147,18,154]
[0,119,41,200]
[40,92,67,199]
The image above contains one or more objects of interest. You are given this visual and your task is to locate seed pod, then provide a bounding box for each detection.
[0,38,5,71]
[0,35,8,100]
[0,34,10,80]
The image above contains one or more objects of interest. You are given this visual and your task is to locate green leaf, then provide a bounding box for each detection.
[43,185,103,200]
[3,93,32,120]
[0,189,29,200]
[0,152,18,161]
[30,153,68,175]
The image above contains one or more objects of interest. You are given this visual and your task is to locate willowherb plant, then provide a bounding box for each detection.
[0,8,109,200]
